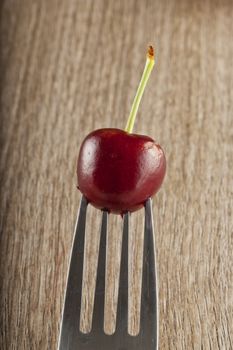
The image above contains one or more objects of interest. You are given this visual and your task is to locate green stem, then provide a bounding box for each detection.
[125,47,155,133]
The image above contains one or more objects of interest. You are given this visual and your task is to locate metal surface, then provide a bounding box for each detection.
[58,196,158,349]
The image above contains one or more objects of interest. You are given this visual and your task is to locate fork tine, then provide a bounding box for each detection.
[58,195,88,350]
[115,212,129,333]
[91,210,108,332]
[140,198,158,349]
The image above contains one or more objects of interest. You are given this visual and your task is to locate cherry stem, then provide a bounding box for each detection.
[125,46,155,133]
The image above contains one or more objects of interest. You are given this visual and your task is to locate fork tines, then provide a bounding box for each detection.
[58,196,158,350]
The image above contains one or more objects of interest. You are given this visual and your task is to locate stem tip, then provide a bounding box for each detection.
[147,45,154,61]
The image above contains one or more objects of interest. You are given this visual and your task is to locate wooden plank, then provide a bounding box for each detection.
[0,0,232,348]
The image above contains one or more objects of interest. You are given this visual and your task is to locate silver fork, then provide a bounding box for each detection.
[58,196,158,349]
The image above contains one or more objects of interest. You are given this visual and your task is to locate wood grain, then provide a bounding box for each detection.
[0,0,233,349]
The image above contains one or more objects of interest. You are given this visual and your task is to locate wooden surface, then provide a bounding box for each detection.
[0,0,233,349]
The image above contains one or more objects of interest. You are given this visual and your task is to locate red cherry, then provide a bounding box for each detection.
[77,46,165,213]
[77,128,166,214]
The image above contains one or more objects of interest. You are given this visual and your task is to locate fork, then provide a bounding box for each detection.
[58,195,158,350]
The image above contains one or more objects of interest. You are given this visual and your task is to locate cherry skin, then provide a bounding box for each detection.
[77,128,166,214]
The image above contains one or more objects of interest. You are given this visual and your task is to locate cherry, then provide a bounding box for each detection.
[77,46,166,214]
[77,128,165,214]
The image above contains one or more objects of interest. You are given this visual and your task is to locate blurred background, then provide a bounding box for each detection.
[0,0,232,349]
